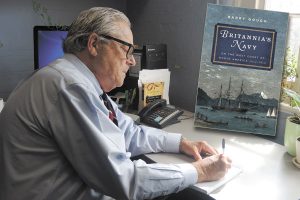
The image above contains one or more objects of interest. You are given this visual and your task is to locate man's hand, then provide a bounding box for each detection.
[179,137,218,160]
[192,154,232,182]
[179,137,232,182]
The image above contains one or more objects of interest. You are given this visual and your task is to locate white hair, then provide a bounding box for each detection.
[63,7,131,53]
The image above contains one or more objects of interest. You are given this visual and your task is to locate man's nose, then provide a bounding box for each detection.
[127,55,136,67]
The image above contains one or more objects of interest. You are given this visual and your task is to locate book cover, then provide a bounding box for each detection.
[194,4,289,136]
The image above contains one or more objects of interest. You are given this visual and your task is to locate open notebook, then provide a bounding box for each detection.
[191,165,242,194]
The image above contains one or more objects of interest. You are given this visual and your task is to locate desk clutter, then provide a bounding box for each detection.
[109,43,168,112]
[109,67,183,129]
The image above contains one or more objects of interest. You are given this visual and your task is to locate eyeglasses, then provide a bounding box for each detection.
[100,34,134,59]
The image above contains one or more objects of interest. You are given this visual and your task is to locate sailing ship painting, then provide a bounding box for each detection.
[194,4,288,136]
[211,77,248,113]
[195,77,279,135]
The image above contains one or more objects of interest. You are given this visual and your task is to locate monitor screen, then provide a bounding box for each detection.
[33,26,69,70]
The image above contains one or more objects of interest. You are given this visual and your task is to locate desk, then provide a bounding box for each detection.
[146,114,300,200]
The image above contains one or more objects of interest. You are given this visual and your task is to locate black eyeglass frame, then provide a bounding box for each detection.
[100,34,134,59]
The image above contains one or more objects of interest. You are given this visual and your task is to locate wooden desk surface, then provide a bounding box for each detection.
[146,115,300,200]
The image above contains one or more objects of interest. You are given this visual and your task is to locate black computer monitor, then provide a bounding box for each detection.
[33,26,69,70]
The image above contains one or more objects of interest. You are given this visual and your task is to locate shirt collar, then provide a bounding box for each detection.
[63,53,104,96]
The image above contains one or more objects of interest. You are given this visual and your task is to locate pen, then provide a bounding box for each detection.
[222,138,225,154]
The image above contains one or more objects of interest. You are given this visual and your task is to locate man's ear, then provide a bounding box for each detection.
[87,33,99,57]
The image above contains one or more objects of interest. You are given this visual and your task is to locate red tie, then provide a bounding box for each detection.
[101,93,118,126]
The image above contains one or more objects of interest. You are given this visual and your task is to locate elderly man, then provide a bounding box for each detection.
[0,7,231,200]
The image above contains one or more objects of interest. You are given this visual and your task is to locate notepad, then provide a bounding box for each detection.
[191,165,242,194]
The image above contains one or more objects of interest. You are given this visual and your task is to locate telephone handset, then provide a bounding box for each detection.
[138,99,183,129]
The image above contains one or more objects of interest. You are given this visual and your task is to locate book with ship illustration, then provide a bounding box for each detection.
[194,4,288,136]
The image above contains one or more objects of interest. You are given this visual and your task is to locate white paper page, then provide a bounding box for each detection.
[191,165,242,194]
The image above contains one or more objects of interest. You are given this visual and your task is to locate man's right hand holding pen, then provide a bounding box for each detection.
[179,137,232,182]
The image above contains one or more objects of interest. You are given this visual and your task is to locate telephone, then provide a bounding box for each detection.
[138,99,183,129]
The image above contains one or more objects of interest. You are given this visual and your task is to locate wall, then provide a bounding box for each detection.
[127,0,216,112]
[0,0,126,100]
